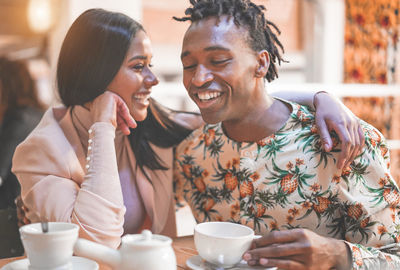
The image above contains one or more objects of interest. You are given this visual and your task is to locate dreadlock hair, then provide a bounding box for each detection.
[173,0,286,82]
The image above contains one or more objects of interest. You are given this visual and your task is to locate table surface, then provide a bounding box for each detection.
[0,236,197,270]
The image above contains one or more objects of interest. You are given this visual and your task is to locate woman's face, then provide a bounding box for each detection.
[107,30,158,122]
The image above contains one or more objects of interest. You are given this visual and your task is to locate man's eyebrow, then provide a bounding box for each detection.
[181,46,230,59]
[204,46,230,52]
[128,55,147,62]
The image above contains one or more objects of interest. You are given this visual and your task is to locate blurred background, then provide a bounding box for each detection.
[0,0,399,180]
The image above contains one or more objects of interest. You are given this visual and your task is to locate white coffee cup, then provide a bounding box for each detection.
[20,222,79,270]
[194,222,255,268]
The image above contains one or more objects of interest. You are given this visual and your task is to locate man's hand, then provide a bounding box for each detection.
[243,228,352,270]
[314,92,365,171]
[90,91,137,135]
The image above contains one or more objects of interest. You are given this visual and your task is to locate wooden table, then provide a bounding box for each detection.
[0,236,197,270]
[173,236,197,269]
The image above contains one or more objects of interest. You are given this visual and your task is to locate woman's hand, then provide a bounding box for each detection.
[15,195,31,227]
[313,92,365,171]
[90,91,137,135]
[243,228,352,270]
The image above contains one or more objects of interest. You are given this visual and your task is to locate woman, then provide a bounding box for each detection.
[12,9,362,249]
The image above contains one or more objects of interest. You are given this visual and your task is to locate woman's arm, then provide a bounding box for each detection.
[12,92,137,249]
[273,90,364,171]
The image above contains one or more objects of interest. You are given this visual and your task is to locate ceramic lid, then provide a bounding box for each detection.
[122,230,172,247]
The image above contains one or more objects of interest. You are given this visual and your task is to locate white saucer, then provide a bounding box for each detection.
[186,255,277,270]
[1,256,99,270]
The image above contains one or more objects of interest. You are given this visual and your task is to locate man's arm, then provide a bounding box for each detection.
[243,121,400,270]
[338,122,400,269]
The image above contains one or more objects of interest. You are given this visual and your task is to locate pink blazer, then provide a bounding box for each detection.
[12,107,178,248]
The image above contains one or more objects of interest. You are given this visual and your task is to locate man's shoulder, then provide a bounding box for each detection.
[176,122,223,152]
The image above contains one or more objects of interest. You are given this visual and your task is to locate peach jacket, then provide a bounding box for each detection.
[12,106,179,248]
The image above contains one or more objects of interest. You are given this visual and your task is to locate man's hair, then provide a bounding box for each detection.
[174,0,285,82]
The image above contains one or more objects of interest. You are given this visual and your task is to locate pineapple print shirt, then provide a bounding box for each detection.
[174,100,400,269]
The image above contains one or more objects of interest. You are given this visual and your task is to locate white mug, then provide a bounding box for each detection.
[194,222,255,268]
[20,222,79,270]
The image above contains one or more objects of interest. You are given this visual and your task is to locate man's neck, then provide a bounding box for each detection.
[221,97,291,142]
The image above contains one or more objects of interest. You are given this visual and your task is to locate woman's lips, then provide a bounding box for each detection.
[132,93,151,106]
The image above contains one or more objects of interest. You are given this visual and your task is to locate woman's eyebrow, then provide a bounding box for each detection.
[128,55,147,62]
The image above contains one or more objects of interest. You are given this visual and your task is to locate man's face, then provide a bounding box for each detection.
[181,16,259,124]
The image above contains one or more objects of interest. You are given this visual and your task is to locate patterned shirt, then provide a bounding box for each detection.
[174,100,400,269]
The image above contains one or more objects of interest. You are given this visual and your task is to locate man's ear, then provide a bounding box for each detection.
[255,50,269,78]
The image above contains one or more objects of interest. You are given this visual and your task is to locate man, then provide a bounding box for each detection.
[173,0,400,269]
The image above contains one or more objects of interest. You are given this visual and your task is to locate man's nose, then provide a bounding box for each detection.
[191,65,213,87]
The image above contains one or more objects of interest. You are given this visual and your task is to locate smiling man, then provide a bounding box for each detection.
[173,0,400,269]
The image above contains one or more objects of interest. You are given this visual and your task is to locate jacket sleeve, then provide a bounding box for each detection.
[12,122,125,249]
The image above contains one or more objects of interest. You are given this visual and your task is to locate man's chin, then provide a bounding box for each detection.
[200,112,221,125]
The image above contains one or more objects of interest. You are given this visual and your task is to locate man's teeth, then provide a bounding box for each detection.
[197,92,221,101]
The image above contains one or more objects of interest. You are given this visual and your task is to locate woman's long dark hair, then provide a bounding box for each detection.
[57,9,194,179]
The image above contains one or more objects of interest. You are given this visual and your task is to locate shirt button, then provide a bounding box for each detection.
[88,146,92,151]
[85,164,90,169]
[86,156,91,161]
[88,139,93,144]
[88,129,93,134]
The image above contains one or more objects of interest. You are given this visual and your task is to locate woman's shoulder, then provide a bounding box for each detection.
[14,106,72,156]
[12,106,79,175]
[172,111,204,130]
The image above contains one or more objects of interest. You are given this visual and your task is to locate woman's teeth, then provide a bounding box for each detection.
[133,93,150,101]
[197,92,221,101]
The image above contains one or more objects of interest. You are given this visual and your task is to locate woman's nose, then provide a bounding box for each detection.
[144,69,159,88]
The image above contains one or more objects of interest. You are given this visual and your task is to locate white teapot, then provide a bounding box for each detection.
[74,230,177,270]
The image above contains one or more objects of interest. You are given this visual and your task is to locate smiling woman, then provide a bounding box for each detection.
[12,8,201,248]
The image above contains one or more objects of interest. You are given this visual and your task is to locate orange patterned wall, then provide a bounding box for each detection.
[343,0,400,182]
